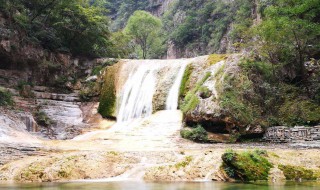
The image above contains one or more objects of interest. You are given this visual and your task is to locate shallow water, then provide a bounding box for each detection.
[1,181,320,190]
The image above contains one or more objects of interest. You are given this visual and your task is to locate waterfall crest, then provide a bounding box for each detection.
[117,66,157,123]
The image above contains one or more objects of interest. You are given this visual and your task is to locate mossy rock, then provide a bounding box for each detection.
[179,64,194,99]
[98,64,119,118]
[180,72,211,113]
[278,165,320,181]
[222,149,273,181]
[180,125,208,142]
[208,54,229,65]
[199,86,212,99]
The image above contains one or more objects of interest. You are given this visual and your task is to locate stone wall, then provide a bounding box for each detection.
[263,126,320,142]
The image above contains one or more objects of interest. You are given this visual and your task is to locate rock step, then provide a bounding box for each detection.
[33,91,79,102]
[0,143,45,166]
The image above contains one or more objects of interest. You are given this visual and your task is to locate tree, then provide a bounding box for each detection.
[124,10,162,59]
[253,0,320,82]
[0,0,114,57]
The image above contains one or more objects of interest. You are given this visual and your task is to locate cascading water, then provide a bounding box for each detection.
[165,64,188,110]
[117,66,157,123]
[116,59,192,123]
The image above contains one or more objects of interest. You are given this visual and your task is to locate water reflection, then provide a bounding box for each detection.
[0,181,320,190]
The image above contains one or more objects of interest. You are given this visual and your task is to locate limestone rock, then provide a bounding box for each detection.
[268,167,286,182]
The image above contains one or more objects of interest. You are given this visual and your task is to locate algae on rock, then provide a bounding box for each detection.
[98,63,122,119]
[221,149,273,181]
[278,165,320,181]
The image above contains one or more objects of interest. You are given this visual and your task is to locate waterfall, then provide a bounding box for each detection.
[116,59,192,123]
[117,66,157,123]
[165,64,187,110]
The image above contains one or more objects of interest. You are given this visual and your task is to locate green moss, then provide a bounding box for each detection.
[181,93,200,113]
[222,149,273,181]
[174,156,193,169]
[180,125,208,142]
[278,165,320,181]
[179,64,193,99]
[0,88,14,106]
[180,72,211,113]
[208,54,229,65]
[98,65,117,118]
[218,72,257,125]
[199,86,212,99]
[19,163,46,181]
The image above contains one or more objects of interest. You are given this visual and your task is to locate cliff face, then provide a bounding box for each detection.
[148,0,176,16]
[109,0,261,59]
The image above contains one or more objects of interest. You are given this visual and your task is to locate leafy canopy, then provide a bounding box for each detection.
[124,10,163,59]
[0,0,114,57]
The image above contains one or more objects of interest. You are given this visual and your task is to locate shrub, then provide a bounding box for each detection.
[0,88,14,106]
[34,110,52,127]
[180,125,208,142]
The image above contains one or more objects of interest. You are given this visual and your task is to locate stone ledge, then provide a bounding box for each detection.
[263,126,320,143]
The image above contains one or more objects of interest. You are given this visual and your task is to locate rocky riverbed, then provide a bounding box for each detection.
[0,110,320,183]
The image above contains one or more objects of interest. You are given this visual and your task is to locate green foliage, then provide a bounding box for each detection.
[35,110,52,127]
[239,60,275,82]
[0,88,14,106]
[124,10,163,59]
[98,66,117,118]
[109,31,133,58]
[0,0,114,57]
[107,0,149,31]
[221,150,273,181]
[278,165,320,181]
[216,58,320,128]
[180,125,208,142]
[217,69,257,125]
[163,0,254,53]
[252,0,320,81]
[17,81,34,91]
[278,96,320,126]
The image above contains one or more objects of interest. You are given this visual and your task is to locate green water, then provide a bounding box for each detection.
[0,181,319,190]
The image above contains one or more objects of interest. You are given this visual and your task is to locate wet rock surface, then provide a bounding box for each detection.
[0,143,44,166]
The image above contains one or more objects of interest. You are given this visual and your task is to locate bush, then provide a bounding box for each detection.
[0,88,14,106]
[34,110,52,127]
[221,149,273,181]
[180,125,208,142]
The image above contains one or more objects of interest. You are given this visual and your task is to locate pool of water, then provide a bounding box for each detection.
[0,181,319,190]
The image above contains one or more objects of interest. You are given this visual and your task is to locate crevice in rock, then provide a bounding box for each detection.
[186,120,229,134]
